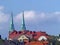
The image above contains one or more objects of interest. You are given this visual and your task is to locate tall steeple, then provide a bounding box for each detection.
[21,11,26,30]
[10,12,15,32]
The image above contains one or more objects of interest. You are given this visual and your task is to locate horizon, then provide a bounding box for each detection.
[0,0,60,39]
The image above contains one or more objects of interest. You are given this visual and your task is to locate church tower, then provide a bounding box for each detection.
[21,11,26,30]
[9,12,15,32]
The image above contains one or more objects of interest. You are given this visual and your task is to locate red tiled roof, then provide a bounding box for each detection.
[29,41,49,45]
[9,30,49,40]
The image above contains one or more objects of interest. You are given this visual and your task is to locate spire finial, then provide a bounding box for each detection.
[21,11,26,30]
[10,12,15,32]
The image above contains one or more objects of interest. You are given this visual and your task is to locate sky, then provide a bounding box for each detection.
[0,0,60,39]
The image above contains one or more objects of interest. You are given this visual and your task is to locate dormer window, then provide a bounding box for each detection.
[33,31,36,33]
[15,31,17,34]
[30,31,32,34]
[19,31,21,34]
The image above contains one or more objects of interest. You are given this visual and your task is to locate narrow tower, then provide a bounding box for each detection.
[10,12,15,32]
[21,11,26,30]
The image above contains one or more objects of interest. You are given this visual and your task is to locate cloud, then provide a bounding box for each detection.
[0,6,10,23]
[15,11,47,22]
[0,6,10,38]
[0,6,4,10]
[15,11,36,21]
[15,11,60,22]
[54,12,60,15]
[0,12,9,23]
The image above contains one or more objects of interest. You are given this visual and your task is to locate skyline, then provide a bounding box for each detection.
[0,0,60,38]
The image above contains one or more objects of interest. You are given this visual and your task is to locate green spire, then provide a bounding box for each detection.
[21,11,26,30]
[10,12,15,32]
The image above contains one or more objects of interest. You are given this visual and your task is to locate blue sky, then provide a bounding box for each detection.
[0,0,60,39]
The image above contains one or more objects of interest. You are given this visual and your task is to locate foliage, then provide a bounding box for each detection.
[0,39,4,45]
[55,40,60,45]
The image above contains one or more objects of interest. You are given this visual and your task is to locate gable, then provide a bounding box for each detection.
[18,35,29,41]
[38,36,47,41]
